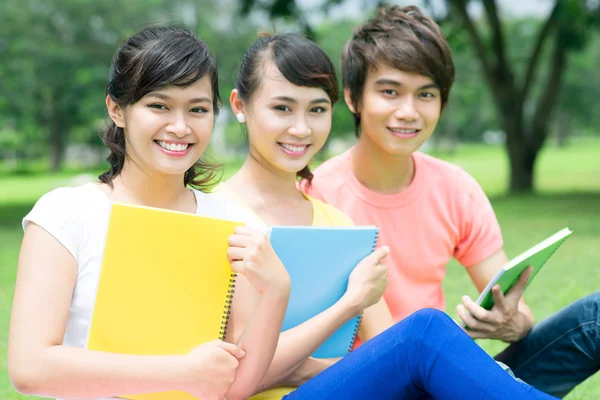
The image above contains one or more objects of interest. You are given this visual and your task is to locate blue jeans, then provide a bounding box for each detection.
[283,309,557,400]
[496,292,600,398]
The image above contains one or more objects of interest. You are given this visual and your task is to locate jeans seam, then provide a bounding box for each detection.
[512,320,599,374]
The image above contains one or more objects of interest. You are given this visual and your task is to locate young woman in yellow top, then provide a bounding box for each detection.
[214,32,395,399]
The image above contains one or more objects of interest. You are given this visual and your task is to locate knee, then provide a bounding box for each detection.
[580,292,600,322]
[407,308,455,329]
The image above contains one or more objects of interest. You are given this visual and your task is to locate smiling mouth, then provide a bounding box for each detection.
[388,128,420,135]
[155,140,192,152]
[388,128,421,139]
[279,143,310,153]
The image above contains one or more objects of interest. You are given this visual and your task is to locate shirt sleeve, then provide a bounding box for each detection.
[22,188,80,259]
[453,169,504,267]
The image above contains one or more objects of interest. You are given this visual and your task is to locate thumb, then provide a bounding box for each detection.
[215,340,246,359]
[368,246,390,264]
[507,266,533,300]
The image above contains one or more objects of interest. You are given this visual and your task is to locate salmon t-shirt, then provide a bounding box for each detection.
[305,148,503,322]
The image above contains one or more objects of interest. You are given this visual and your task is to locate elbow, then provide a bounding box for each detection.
[226,381,262,400]
[226,387,257,400]
[9,364,41,395]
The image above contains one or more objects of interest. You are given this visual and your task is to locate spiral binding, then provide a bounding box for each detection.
[346,228,380,354]
[219,273,237,340]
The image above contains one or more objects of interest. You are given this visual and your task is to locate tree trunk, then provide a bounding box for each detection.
[506,141,538,193]
[49,92,66,172]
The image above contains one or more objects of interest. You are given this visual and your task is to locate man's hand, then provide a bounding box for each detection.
[457,267,534,342]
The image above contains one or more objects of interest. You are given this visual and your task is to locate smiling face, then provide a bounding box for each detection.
[349,63,442,157]
[109,75,215,179]
[239,61,332,175]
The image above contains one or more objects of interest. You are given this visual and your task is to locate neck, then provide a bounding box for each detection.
[352,132,415,194]
[111,161,191,210]
[226,151,303,203]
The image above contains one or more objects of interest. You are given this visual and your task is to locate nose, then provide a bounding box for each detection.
[166,112,190,138]
[394,95,419,122]
[288,115,311,139]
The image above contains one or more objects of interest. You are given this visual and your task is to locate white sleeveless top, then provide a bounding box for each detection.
[23,183,260,400]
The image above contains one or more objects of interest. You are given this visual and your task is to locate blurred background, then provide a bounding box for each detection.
[1,0,599,398]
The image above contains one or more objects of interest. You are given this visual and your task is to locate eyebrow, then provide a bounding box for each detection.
[374,79,439,91]
[146,92,212,103]
[271,96,331,105]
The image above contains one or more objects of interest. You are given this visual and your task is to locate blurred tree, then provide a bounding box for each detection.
[447,0,599,192]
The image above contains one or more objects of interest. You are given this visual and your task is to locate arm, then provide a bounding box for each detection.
[8,224,240,399]
[254,246,390,392]
[457,249,535,342]
[224,227,291,400]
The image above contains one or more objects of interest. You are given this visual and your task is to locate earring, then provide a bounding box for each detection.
[236,113,245,123]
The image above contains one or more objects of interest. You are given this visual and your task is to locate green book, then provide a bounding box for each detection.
[476,227,573,310]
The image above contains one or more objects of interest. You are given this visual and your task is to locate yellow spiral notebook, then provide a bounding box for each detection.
[87,203,242,400]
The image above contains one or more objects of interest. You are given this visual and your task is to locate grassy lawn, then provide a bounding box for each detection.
[1,141,599,399]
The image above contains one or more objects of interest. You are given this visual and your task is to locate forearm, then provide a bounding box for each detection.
[279,357,341,387]
[227,288,290,400]
[9,345,187,398]
[256,297,359,392]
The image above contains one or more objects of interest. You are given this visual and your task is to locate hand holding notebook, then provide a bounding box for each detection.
[460,228,572,332]
[227,225,291,294]
[344,246,390,312]
[269,226,381,358]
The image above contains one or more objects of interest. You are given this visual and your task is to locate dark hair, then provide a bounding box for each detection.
[342,5,455,136]
[99,26,222,190]
[235,33,339,184]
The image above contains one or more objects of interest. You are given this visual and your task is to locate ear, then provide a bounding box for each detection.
[229,89,245,116]
[106,95,126,128]
[344,87,359,115]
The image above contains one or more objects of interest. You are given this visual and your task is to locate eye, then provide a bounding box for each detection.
[382,89,398,96]
[148,103,168,110]
[419,92,437,100]
[310,106,327,114]
[274,105,291,112]
[190,107,209,114]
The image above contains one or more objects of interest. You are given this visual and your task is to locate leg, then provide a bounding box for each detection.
[284,309,557,400]
[496,292,600,398]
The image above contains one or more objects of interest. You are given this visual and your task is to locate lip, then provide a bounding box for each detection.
[278,142,311,157]
[154,140,193,158]
[388,127,420,139]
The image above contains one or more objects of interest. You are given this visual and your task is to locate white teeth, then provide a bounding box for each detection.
[280,143,307,153]
[157,140,189,151]
[390,128,418,134]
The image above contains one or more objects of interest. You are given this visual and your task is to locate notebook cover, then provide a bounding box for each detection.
[477,228,572,310]
[87,203,242,400]
[269,226,379,358]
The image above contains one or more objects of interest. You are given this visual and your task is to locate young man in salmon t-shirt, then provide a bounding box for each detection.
[304,5,599,398]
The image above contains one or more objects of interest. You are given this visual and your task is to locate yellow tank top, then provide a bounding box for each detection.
[212,186,354,399]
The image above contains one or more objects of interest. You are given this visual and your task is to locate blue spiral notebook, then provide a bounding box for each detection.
[268,226,379,358]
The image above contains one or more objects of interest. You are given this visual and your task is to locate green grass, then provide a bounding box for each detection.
[1,141,599,399]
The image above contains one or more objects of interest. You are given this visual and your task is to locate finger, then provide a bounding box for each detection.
[226,247,246,262]
[466,328,491,340]
[230,260,245,274]
[506,266,533,301]
[461,295,494,323]
[228,233,253,248]
[456,304,495,332]
[367,246,390,264]
[491,285,508,312]
[215,340,246,359]
[233,225,261,237]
